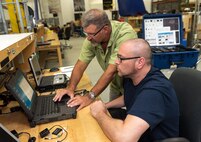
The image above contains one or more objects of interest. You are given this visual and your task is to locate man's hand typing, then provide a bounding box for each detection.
[53,88,74,102]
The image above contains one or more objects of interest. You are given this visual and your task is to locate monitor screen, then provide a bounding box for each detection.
[10,70,34,110]
[144,16,181,47]
[0,123,20,142]
[29,54,42,86]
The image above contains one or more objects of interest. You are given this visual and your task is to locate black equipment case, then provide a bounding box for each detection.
[142,14,199,69]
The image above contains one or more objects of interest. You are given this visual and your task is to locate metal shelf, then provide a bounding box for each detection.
[151,0,183,13]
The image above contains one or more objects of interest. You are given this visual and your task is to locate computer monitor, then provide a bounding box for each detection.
[143,14,182,47]
[0,123,20,142]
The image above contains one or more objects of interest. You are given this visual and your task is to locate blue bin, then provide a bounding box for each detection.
[152,49,199,69]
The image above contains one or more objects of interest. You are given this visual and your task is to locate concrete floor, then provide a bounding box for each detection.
[46,37,201,103]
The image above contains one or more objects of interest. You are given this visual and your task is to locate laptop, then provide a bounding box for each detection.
[142,14,183,52]
[5,69,77,127]
[0,123,20,142]
[28,53,68,92]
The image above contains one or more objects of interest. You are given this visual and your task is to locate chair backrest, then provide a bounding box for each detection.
[169,68,201,142]
[58,27,64,40]
[64,25,71,40]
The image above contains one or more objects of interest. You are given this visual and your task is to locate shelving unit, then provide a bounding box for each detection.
[127,16,142,33]
[151,0,198,46]
[151,0,196,13]
[0,0,31,34]
[151,0,181,13]
[192,0,201,45]
[180,1,196,12]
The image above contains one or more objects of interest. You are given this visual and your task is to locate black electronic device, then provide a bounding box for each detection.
[10,130,19,138]
[5,69,77,127]
[28,137,36,142]
[0,123,20,142]
[49,67,59,72]
[52,128,62,135]
[39,128,50,138]
[0,91,15,107]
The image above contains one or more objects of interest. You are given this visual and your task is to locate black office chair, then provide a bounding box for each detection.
[63,24,72,49]
[58,27,64,40]
[161,68,201,142]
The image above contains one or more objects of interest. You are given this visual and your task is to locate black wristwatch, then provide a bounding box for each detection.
[88,91,96,100]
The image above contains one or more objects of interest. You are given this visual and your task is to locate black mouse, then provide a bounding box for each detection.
[28,137,36,142]
[49,67,59,72]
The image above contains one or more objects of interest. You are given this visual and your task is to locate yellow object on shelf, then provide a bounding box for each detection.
[6,0,27,33]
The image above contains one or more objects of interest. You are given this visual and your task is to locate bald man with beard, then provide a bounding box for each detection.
[90,38,179,142]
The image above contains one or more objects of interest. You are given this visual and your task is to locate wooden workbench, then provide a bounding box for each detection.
[36,30,63,68]
[0,72,110,142]
[0,33,35,72]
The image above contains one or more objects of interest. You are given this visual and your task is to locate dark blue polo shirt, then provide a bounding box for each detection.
[124,67,179,141]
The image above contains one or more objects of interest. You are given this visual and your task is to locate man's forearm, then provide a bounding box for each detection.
[95,111,124,142]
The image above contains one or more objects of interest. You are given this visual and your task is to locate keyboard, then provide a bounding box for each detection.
[40,96,60,116]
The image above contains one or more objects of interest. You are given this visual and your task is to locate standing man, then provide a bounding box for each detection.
[53,9,137,110]
[90,38,179,142]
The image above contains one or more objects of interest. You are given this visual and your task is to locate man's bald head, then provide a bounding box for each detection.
[119,38,152,65]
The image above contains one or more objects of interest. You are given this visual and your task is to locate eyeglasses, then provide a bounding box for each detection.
[117,54,141,63]
[84,24,106,37]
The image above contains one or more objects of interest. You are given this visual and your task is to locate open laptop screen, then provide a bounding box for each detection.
[143,15,181,47]
[8,70,34,110]
[29,53,42,86]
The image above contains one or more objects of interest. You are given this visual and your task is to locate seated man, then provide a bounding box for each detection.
[90,38,179,142]
[73,19,84,37]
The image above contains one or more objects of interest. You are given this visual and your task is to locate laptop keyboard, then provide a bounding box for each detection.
[40,96,60,116]
[41,76,54,86]
[151,45,188,53]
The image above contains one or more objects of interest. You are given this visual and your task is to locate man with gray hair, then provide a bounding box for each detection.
[53,9,137,110]
[90,38,179,142]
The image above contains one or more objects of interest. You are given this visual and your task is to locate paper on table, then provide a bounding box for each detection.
[54,66,74,78]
